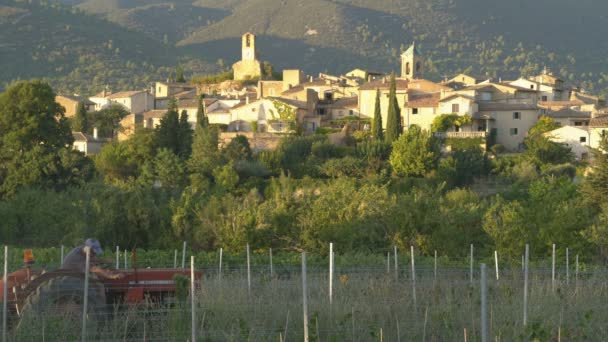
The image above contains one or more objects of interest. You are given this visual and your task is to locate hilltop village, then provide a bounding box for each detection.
[60,32,607,159]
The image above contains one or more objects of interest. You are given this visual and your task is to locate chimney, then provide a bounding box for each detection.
[246,96,250,104]
[93,127,98,140]
[310,76,313,82]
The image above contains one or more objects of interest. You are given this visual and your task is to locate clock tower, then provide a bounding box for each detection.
[242,32,256,61]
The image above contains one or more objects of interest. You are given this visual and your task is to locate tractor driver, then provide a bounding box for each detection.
[61,239,124,280]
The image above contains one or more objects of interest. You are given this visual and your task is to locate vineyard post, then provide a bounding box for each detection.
[219,248,223,282]
[470,244,474,284]
[386,252,390,274]
[575,254,579,289]
[190,256,196,342]
[124,249,127,269]
[329,242,334,305]
[173,249,177,268]
[302,252,309,342]
[270,248,274,278]
[246,244,251,298]
[81,246,91,342]
[566,247,570,285]
[115,246,119,269]
[552,244,556,292]
[410,246,417,310]
[481,263,488,342]
[434,250,437,282]
[2,246,7,342]
[181,241,187,269]
[61,245,64,267]
[523,244,529,327]
[393,246,398,281]
[494,250,499,281]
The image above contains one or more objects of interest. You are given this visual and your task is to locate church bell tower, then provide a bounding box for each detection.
[401,42,423,79]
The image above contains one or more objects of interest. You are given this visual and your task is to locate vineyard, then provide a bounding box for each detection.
[1,245,608,341]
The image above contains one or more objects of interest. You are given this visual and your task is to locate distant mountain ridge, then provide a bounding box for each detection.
[4,0,608,97]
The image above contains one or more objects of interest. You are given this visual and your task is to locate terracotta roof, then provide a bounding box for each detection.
[439,94,476,102]
[478,103,538,111]
[108,90,147,99]
[57,94,94,105]
[142,110,167,120]
[545,108,591,119]
[359,78,409,91]
[178,99,199,108]
[268,97,308,110]
[538,100,584,108]
[407,93,440,108]
[589,115,608,128]
[173,89,197,99]
[157,81,196,88]
[499,83,539,93]
[72,132,105,142]
[332,97,358,109]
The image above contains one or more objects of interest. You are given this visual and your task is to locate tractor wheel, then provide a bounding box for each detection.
[17,275,107,340]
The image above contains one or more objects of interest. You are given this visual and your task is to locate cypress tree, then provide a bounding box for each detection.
[175,65,186,83]
[72,102,88,133]
[178,110,193,159]
[196,95,209,128]
[371,88,383,141]
[385,73,402,143]
[156,97,180,154]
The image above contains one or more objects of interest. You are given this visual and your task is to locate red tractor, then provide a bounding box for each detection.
[0,249,202,331]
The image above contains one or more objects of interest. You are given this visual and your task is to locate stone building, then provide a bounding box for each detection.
[232,32,262,81]
[401,43,423,79]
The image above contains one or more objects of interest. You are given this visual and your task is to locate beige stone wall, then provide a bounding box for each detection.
[233,60,262,81]
[485,109,539,151]
[56,97,79,117]
[219,132,282,152]
[403,107,437,130]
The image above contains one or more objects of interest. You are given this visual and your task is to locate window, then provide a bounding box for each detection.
[481,92,492,101]
[541,96,548,101]
[530,85,534,89]
[452,103,460,113]
[582,153,589,160]
[513,112,521,120]
[416,62,421,72]
[580,136,587,143]
[251,108,256,112]
[406,62,410,75]
[324,92,333,101]
[349,110,354,116]
[412,108,419,114]
[510,128,518,136]
[319,108,327,115]
[246,34,251,47]
[574,121,583,126]
[158,87,161,93]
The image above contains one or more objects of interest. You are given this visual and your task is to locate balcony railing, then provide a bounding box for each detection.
[434,131,488,139]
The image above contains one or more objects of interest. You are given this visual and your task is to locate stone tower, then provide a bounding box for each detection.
[233,32,262,81]
[400,42,423,79]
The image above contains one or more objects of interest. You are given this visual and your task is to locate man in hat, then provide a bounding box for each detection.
[61,239,123,280]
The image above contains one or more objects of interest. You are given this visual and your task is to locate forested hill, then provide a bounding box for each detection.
[3,0,608,97]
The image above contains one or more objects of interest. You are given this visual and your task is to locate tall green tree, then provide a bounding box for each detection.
[71,102,88,133]
[385,74,402,143]
[156,98,180,154]
[175,65,186,83]
[581,135,608,207]
[178,110,193,159]
[371,88,383,141]
[89,104,129,138]
[0,80,92,197]
[188,124,221,188]
[196,95,209,128]
[390,125,439,177]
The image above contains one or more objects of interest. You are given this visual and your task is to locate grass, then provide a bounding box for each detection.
[6,261,608,341]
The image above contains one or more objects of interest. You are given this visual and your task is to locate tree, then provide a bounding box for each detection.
[223,135,252,162]
[0,80,72,152]
[581,135,608,207]
[196,95,209,128]
[154,148,186,190]
[175,65,186,83]
[371,88,383,141]
[188,124,221,187]
[385,74,402,143]
[71,102,88,132]
[178,110,193,159]
[529,116,559,136]
[390,125,440,177]
[0,80,91,197]
[156,98,180,154]
[89,104,129,138]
